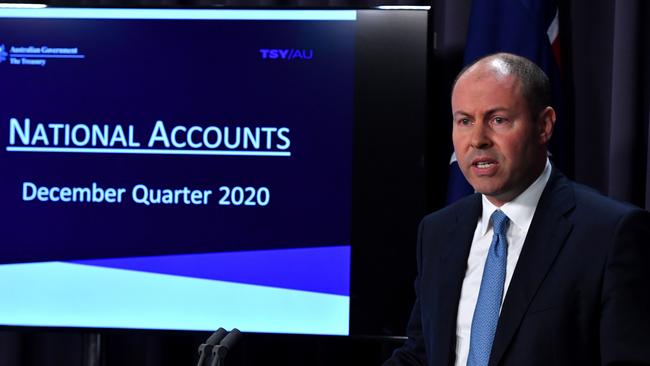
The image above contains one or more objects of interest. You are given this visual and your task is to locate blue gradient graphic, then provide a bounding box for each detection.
[0,261,349,334]
[72,246,350,296]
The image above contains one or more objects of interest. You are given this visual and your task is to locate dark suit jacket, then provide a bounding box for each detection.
[385,168,650,366]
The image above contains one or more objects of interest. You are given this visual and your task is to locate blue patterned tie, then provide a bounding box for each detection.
[467,210,509,366]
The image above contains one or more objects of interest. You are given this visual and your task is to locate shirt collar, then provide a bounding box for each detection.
[478,159,552,235]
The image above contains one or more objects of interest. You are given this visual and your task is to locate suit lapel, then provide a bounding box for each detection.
[435,195,481,366]
[489,169,575,366]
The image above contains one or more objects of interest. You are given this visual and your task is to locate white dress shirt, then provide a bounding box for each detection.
[454,159,552,366]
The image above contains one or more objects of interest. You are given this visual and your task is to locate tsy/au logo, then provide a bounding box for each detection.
[259,48,314,61]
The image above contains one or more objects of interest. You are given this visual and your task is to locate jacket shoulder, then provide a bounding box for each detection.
[420,193,481,230]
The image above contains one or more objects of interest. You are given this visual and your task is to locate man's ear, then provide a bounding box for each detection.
[537,106,556,145]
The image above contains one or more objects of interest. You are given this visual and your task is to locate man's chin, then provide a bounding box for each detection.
[469,184,507,199]
[466,179,502,196]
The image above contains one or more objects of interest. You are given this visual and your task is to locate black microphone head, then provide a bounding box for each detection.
[205,327,228,345]
[219,328,242,350]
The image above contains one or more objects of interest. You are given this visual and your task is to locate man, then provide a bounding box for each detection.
[384,53,650,366]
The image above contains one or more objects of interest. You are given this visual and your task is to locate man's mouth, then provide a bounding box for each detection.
[475,161,495,169]
[470,158,498,173]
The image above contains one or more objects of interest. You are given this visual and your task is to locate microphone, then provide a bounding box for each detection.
[196,328,227,366]
[205,328,228,346]
[210,328,242,366]
[196,328,242,366]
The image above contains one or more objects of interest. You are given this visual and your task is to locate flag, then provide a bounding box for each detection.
[446,0,564,204]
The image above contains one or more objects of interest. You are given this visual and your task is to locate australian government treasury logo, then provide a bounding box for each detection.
[0,44,8,63]
[0,44,85,67]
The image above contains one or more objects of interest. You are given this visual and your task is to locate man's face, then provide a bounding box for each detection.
[451,63,551,206]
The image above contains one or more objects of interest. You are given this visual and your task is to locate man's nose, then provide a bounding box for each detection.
[470,121,491,149]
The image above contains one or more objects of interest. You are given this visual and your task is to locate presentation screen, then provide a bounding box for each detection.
[0,7,430,336]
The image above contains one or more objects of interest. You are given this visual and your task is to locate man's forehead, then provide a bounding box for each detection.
[453,66,519,97]
[451,67,524,114]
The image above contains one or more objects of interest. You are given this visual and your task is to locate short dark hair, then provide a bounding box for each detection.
[453,53,552,119]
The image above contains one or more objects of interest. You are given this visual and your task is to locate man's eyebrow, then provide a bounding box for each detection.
[452,107,509,118]
[485,107,509,116]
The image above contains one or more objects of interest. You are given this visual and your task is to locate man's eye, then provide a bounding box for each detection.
[493,117,506,125]
[459,118,471,126]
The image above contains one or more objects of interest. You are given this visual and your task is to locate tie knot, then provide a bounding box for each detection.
[491,210,509,236]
